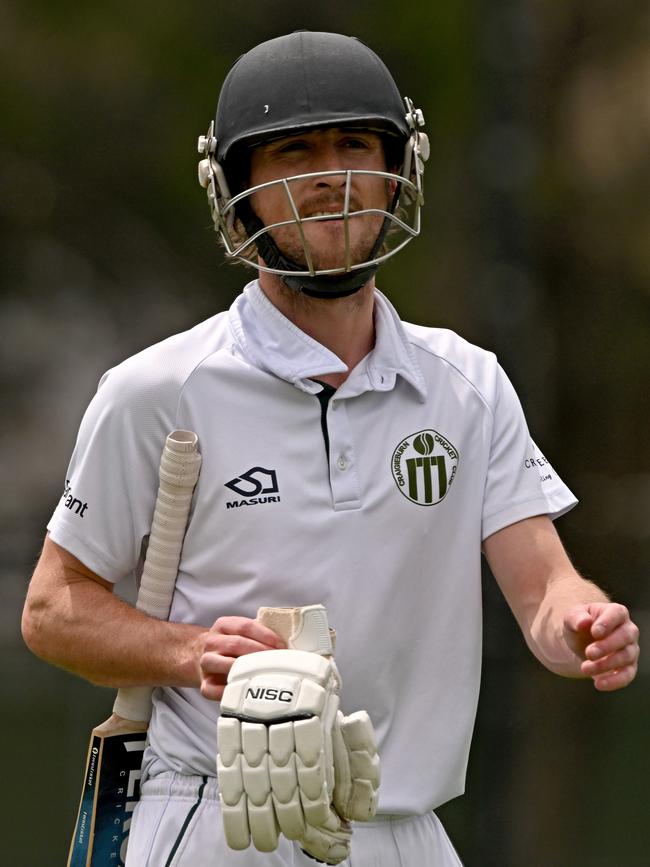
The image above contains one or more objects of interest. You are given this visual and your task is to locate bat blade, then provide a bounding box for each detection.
[67,715,148,867]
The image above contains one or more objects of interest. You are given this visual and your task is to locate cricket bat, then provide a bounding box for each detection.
[67,430,202,867]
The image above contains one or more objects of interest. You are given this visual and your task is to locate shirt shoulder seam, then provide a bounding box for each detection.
[174,343,233,427]
[406,334,495,418]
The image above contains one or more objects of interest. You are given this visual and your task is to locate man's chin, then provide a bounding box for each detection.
[271,227,378,273]
[295,251,372,273]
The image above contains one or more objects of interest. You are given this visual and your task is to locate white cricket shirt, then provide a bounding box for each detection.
[48,280,576,815]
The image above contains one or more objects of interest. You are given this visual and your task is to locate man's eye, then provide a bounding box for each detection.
[277,141,308,154]
[342,138,371,149]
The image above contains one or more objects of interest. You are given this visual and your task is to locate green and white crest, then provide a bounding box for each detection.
[391,429,459,505]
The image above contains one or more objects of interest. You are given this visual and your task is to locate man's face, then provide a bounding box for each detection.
[248,127,396,271]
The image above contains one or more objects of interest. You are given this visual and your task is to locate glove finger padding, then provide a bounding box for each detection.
[332,710,381,821]
[297,710,380,864]
[217,649,353,863]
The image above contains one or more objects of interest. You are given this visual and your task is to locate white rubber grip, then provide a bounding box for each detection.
[112,430,201,721]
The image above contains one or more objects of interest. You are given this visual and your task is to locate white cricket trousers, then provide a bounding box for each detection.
[125,773,464,867]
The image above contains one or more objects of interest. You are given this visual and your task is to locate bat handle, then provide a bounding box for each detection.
[113,686,154,722]
[113,429,201,722]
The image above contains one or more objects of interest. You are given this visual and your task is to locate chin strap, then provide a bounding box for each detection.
[282,268,378,299]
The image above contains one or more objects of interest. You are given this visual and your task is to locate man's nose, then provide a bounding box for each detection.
[312,147,347,186]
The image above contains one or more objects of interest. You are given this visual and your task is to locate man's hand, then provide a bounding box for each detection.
[564,603,640,691]
[199,617,286,701]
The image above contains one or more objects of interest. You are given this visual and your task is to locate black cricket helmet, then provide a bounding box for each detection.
[198,31,429,297]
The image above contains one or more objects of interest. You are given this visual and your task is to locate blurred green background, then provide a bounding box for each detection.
[2,1,648,865]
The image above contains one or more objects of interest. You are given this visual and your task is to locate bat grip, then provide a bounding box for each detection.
[113,430,201,722]
[112,686,154,723]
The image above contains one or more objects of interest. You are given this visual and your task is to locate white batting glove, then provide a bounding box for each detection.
[216,605,380,865]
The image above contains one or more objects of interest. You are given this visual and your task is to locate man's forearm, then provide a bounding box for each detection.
[484,516,618,680]
[22,540,205,689]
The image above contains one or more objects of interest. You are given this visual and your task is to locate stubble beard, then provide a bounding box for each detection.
[268,212,385,272]
[251,180,391,272]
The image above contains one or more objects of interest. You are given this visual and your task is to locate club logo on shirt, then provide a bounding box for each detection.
[224,467,281,509]
[391,430,459,505]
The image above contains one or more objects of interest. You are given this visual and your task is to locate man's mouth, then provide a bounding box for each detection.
[303,208,345,219]
[301,197,361,219]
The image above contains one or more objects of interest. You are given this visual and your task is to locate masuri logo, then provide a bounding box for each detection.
[224,467,281,509]
[225,467,279,498]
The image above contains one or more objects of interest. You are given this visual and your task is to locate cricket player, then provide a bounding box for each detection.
[22,31,639,867]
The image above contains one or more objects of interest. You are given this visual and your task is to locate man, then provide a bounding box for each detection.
[22,31,639,867]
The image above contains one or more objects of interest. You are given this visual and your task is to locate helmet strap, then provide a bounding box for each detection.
[283,267,378,299]
[366,179,402,261]
[236,198,304,274]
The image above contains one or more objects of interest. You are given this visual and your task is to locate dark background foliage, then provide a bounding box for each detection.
[2,2,648,864]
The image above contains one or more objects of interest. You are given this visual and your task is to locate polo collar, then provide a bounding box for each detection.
[228,280,427,400]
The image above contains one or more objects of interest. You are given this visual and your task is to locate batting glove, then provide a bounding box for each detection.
[216,605,380,865]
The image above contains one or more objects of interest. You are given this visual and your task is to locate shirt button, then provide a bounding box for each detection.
[337,456,347,471]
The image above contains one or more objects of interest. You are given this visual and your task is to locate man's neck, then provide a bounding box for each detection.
[259,271,376,388]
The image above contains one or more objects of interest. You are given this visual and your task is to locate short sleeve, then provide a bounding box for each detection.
[47,365,176,582]
[481,365,577,540]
